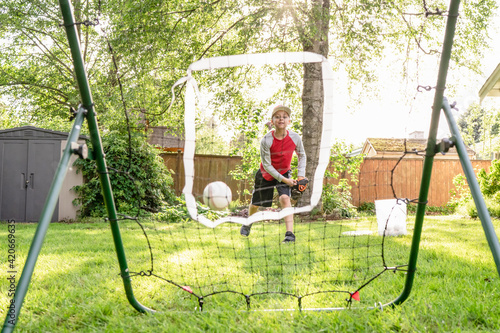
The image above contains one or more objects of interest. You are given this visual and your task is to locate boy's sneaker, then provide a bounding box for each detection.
[240,224,252,237]
[282,231,295,243]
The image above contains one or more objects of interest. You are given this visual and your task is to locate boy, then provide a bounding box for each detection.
[240,105,307,243]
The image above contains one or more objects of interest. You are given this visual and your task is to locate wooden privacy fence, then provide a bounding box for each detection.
[349,158,492,207]
[161,152,251,203]
[161,152,492,207]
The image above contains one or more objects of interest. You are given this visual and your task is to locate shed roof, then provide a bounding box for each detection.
[363,137,475,156]
[0,126,87,140]
[365,138,427,153]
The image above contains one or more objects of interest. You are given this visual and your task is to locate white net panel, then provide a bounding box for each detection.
[116,52,411,311]
[179,52,336,227]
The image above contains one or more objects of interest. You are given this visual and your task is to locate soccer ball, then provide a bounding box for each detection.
[203,181,232,210]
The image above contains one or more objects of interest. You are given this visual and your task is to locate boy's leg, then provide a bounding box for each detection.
[240,203,259,236]
[276,171,295,242]
[279,194,294,232]
[248,204,259,216]
[241,170,275,237]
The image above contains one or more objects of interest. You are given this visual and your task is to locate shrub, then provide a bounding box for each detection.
[322,180,357,218]
[406,204,454,215]
[322,141,363,218]
[357,202,375,215]
[448,174,472,212]
[455,197,500,219]
[486,197,500,218]
[478,160,500,198]
[73,131,177,217]
[450,160,500,218]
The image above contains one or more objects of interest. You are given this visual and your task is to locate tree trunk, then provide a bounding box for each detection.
[299,0,330,208]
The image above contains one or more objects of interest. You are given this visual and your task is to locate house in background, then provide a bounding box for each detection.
[478,62,500,159]
[147,126,185,152]
[361,131,476,160]
[479,63,500,102]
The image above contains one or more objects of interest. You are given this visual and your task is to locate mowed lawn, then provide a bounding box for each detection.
[0,215,499,332]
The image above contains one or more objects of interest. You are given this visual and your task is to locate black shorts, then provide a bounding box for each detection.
[251,169,292,207]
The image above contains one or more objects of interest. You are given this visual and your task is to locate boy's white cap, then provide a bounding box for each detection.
[272,105,292,117]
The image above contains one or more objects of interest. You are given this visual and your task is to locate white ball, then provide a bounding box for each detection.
[203,181,232,210]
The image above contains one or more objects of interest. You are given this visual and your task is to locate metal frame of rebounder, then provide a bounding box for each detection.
[385,0,500,308]
[2,1,153,332]
[3,0,500,331]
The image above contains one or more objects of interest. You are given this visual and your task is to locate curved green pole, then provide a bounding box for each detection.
[385,0,461,307]
[58,0,154,315]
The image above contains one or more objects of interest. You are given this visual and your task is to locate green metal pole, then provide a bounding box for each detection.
[2,109,86,333]
[58,0,154,315]
[387,0,461,307]
[442,98,500,276]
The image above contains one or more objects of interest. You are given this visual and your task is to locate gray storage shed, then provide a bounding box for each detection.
[0,126,86,222]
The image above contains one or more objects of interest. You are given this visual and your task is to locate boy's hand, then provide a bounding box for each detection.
[282,178,296,187]
[293,178,309,192]
[291,177,308,201]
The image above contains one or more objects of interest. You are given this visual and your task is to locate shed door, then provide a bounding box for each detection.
[25,141,60,222]
[0,140,59,222]
[0,141,28,221]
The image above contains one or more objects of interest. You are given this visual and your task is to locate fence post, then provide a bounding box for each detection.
[176,150,182,195]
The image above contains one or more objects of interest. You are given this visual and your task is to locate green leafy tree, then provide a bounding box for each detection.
[457,102,500,158]
[101,0,498,206]
[0,102,19,128]
[0,0,101,131]
[1,0,497,208]
[195,116,231,155]
[322,141,364,217]
[458,102,500,145]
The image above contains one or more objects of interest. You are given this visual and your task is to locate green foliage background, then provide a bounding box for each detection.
[450,160,500,219]
[1,0,497,132]
[73,131,177,217]
[0,0,498,218]
[322,141,364,217]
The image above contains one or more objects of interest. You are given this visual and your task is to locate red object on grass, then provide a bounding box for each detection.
[182,286,193,293]
[351,291,360,301]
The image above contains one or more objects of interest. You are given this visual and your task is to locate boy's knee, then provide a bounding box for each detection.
[279,194,291,206]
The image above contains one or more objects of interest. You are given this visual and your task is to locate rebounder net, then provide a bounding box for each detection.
[113,52,416,311]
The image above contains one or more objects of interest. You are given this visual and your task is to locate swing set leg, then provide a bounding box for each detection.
[2,1,153,332]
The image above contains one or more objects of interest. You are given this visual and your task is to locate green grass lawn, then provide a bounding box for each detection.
[1,215,499,332]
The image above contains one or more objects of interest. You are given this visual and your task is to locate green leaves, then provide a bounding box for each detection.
[1,0,498,214]
[322,141,364,217]
[457,102,500,158]
[452,160,500,218]
[1,0,496,134]
[73,131,177,217]
[478,160,500,200]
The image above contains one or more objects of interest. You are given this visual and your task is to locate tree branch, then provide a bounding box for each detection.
[198,8,267,60]
[396,6,440,55]
[20,26,72,64]
[0,81,69,101]
[20,29,74,76]
[163,0,223,16]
